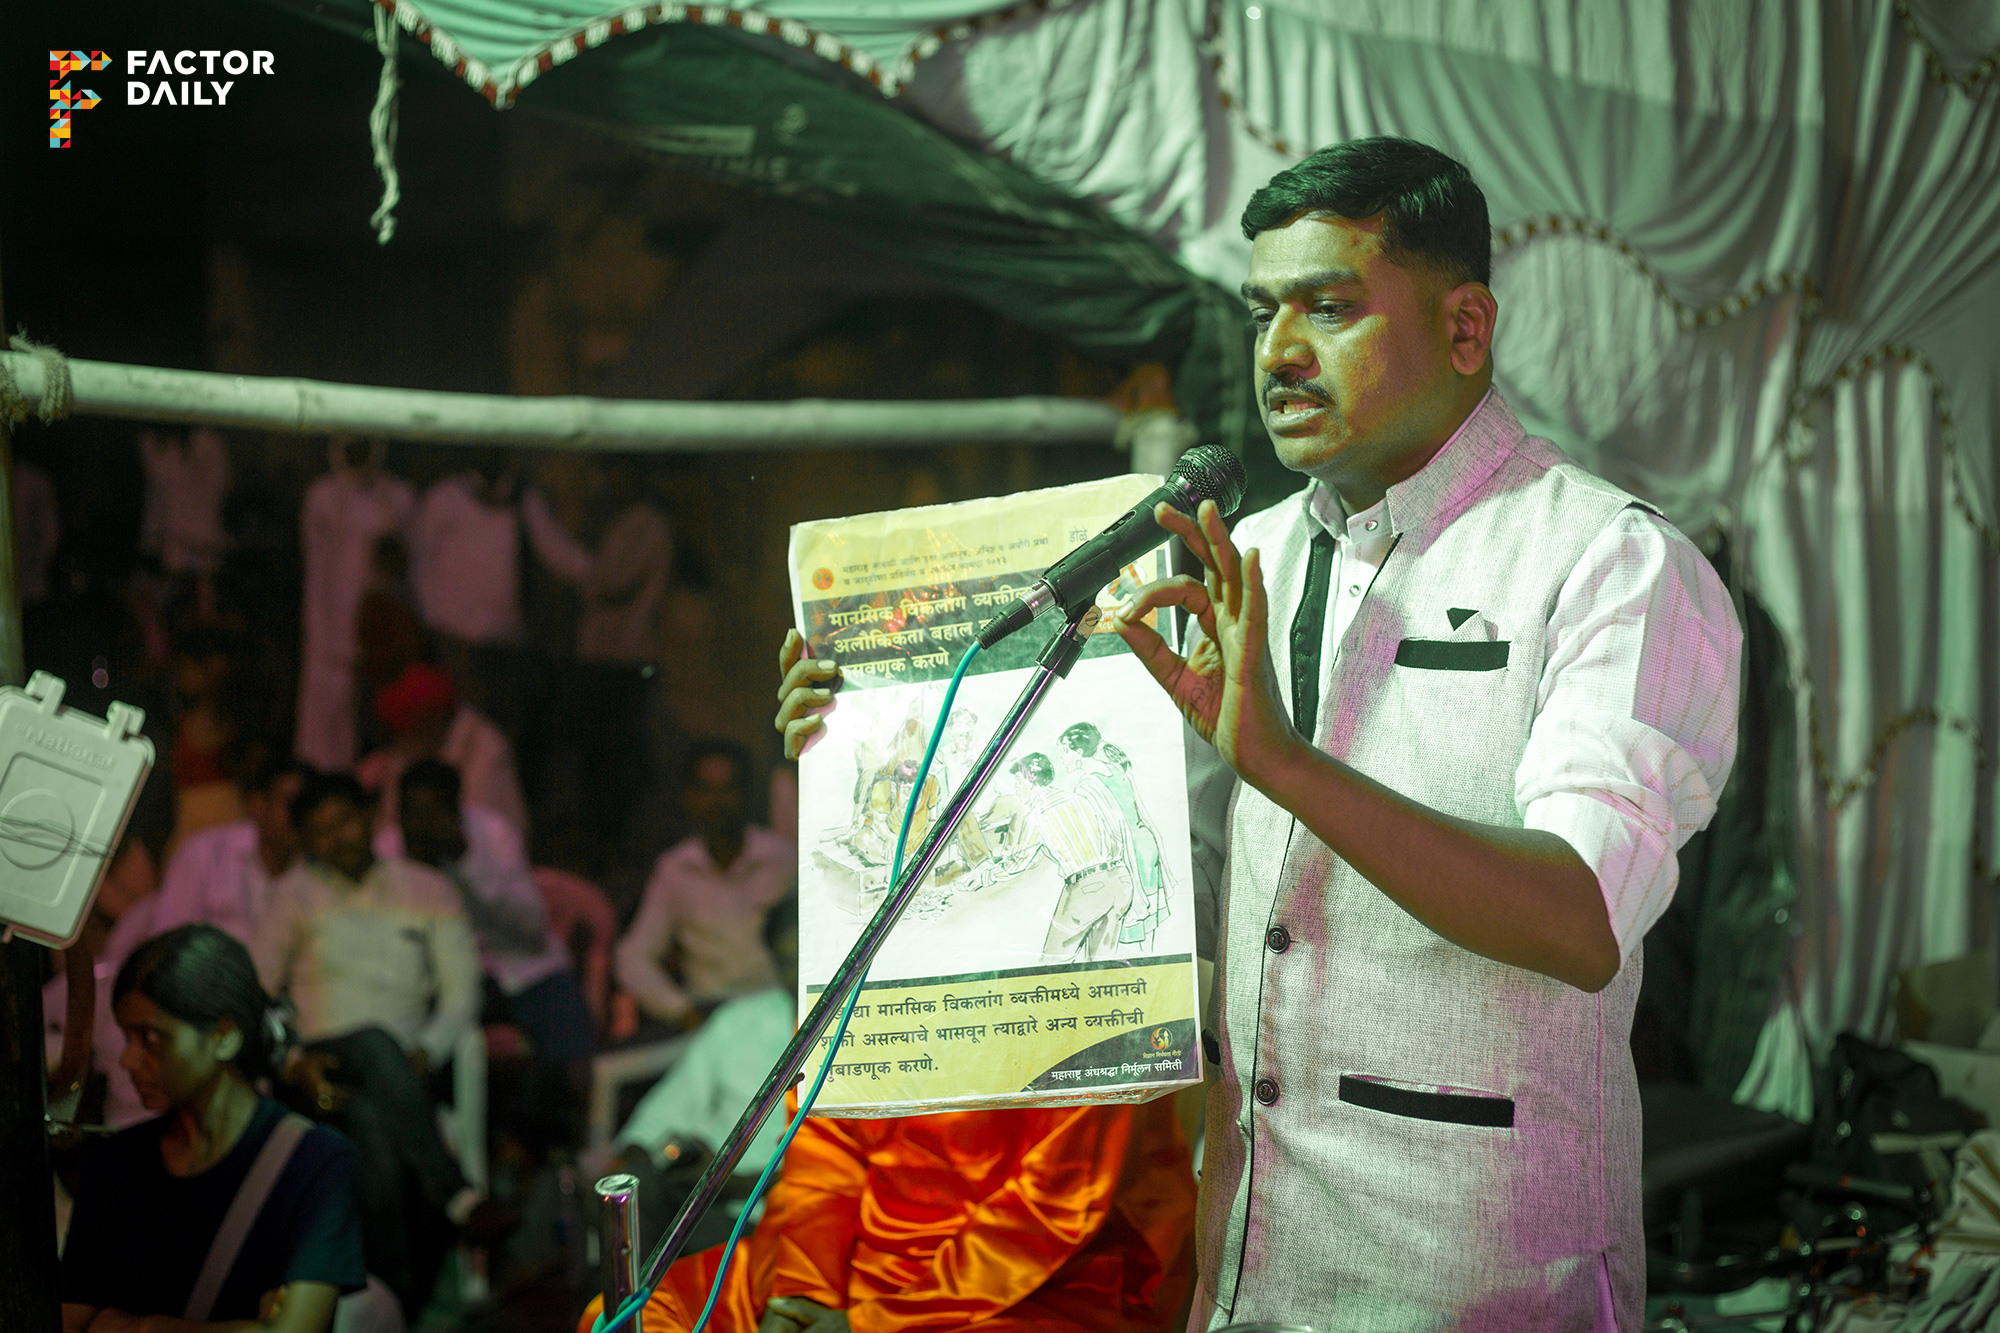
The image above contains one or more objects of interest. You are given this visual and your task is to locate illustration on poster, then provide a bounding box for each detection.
[813,694,1176,963]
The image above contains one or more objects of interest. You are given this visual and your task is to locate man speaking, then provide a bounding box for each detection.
[1112,138,1742,1329]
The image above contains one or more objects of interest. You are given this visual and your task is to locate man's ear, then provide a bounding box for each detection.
[214,1019,244,1063]
[1444,281,1497,376]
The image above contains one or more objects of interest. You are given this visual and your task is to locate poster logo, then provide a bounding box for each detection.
[49,51,110,147]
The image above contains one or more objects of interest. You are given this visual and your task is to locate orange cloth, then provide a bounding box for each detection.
[579,1100,1194,1333]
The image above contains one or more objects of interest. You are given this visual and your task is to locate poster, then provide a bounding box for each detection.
[788,476,1203,1115]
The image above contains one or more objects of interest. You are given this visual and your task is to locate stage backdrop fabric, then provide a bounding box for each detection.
[901,0,2000,1121]
[268,0,1999,1117]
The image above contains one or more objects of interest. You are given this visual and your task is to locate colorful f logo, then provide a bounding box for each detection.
[50,51,110,147]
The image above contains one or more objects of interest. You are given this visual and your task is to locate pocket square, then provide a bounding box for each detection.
[1446,608,1501,641]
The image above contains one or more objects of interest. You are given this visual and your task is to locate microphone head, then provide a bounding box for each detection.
[1168,444,1250,518]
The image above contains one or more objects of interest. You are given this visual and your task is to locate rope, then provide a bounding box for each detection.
[0,332,74,426]
[368,5,403,246]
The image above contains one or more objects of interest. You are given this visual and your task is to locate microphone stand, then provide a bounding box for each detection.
[622,602,1104,1313]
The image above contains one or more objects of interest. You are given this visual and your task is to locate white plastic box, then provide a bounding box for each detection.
[0,671,154,947]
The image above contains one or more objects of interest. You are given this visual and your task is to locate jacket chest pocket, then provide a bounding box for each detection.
[1393,638,1510,672]
[1339,1073,1514,1128]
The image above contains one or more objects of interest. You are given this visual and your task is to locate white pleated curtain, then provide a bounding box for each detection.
[901,0,2000,1115]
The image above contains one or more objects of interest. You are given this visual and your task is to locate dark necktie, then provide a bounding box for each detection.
[1288,528,1338,741]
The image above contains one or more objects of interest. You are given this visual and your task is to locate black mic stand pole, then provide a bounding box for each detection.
[611,602,1103,1318]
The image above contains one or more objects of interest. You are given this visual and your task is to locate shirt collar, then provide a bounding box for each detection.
[684,826,774,876]
[306,857,376,893]
[1301,387,1520,544]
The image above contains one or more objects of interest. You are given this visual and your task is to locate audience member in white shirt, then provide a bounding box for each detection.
[522,470,671,858]
[615,739,795,1032]
[603,895,798,1254]
[617,894,796,1167]
[410,472,522,647]
[254,771,513,1311]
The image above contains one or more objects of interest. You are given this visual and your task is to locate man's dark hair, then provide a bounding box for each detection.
[684,736,753,796]
[289,769,371,829]
[1059,722,1101,757]
[241,747,311,797]
[401,758,462,807]
[115,924,280,1080]
[1010,753,1054,787]
[1239,137,1490,287]
[229,736,310,800]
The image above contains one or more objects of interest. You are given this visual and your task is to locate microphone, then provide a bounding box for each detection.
[976,444,1249,649]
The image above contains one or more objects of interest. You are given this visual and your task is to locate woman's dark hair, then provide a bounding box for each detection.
[114,925,279,1080]
[1239,136,1490,287]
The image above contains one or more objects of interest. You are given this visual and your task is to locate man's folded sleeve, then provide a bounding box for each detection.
[1517,510,1743,959]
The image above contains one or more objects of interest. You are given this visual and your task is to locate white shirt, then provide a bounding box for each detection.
[253,857,482,1066]
[296,466,414,770]
[615,988,794,1170]
[148,818,280,950]
[522,491,672,665]
[615,828,796,1023]
[1228,389,1739,957]
[411,475,522,644]
[139,427,229,574]
[375,802,572,995]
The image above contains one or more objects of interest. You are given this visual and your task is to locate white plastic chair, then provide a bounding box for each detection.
[447,1024,487,1194]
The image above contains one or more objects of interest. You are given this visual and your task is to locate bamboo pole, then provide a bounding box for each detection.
[0,239,63,1333]
[0,350,1122,452]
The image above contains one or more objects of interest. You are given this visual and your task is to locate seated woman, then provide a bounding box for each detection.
[62,924,367,1333]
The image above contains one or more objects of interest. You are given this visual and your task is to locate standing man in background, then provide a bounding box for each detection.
[523,463,671,861]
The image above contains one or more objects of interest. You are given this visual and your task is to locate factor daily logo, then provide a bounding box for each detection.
[49,51,110,147]
[48,48,278,146]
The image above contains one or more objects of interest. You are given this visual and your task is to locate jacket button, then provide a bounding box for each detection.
[1254,1077,1280,1106]
[1266,925,1291,953]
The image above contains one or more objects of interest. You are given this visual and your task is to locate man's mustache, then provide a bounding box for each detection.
[1263,377,1331,410]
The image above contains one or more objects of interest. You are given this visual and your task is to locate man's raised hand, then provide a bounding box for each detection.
[776,629,842,760]
[1111,499,1301,790]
